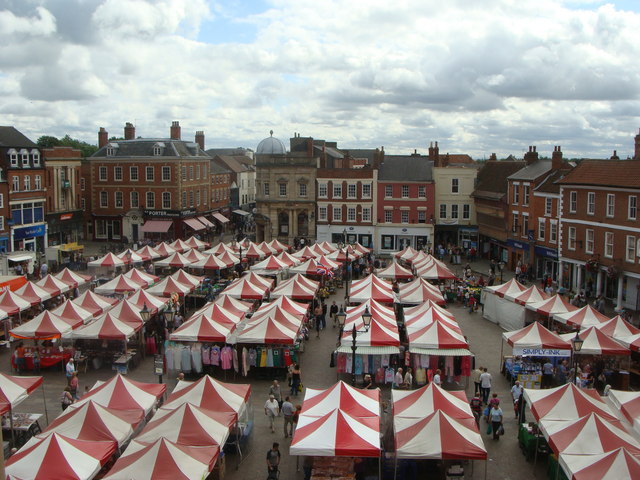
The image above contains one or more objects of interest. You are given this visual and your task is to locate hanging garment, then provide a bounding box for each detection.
[242,347,248,376]
[272,349,281,367]
[210,346,221,366]
[337,353,348,373]
[232,348,239,373]
[415,367,427,386]
[249,348,257,367]
[181,347,191,372]
[164,347,174,372]
[173,347,182,371]
[381,354,390,368]
[283,349,292,366]
[345,354,352,374]
[191,346,203,373]
[375,367,385,384]
[259,348,268,367]
[220,346,233,370]
[385,367,395,384]
[354,355,364,375]
[202,346,210,366]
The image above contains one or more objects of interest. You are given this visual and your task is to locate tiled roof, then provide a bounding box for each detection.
[210,161,232,174]
[0,126,38,148]
[213,155,253,173]
[556,160,640,188]
[508,159,552,181]
[472,160,525,199]
[534,168,573,194]
[441,154,476,165]
[378,155,433,181]
[342,149,379,164]
[92,138,208,158]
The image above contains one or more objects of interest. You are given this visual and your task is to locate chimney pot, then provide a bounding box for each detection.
[124,122,135,140]
[98,127,108,148]
[195,131,205,151]
[170,121,181,140]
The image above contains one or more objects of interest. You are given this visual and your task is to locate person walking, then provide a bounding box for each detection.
[60,386,74,411]
[432,368,442,387]
[281,396,295,438]
[65,357,76,383]
[69,372,80,400]
[394,368,404,389]
[292,404,302,435]
[472,366,483,396]
[314,303,323,338]
[479,368,492,405]
[269,380,283,410]
[290,364,302,396]
[14,343,26,375]
[264,394,280,433]
[403,367,414,389]
[489,401,504,440]
[266,442,281,479]
[330,301,339,327]
[469,392,483,427]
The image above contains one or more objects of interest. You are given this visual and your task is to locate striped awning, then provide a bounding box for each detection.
[198,216,215,228]
[335,346,400,354]
[409,347,473,356]
[183,218,206,231]
[212,213,230,224]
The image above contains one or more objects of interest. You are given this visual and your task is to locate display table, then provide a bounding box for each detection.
[112,353,134,375]
[517,373,542,389]
[12,350,72,371]
[518,423,548,461]
[2,413,43,448]
[311,457,355,479]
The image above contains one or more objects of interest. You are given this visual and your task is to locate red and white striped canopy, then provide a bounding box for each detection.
[154,252,193,269]
[123,268,160,288]
[146,276,193,297]
[168,239,192,253]
[595,315,640,340]
[203,295,252,317]
[398,278,445,305]
[484,278,527,298]
[309,242,330,256]
[289,258,337,275]
[135,403,236,447]
[216,250,241,266]
[241,271,274,289]
[72,290,118,317]
[182,248,207,263]
[52,300,94,325]
[235,308,302,344]
[15,281,53,305]
[164,375,250,414]
[560,327,630,356]
[103,438,218,480]
[126,289,170,315]
[395,246,420,263]
[222,277,268,300]
[502,322,571,350]
[71,312,140,340]
[523,383,617,422]
[318,241,337,253]
[170,305,239,343]
[526,294,578,317]
[88,252,127,268]
[240,243,265,259]
[75,374,166,415]
[54,268,92,289]
[37,274,72,296]
[170,269,203,289]
[554,304,611,327]
[94,274,142,295]
[353,242,371,255]
[249,254,290,273]
[392,383,473,420]
[136,245,162,260]
[204,242,235,256]
[407,320,469,350]
[340,319,400,347]
[292,246,319,260]
[271,274,319,300]
[40,400,143,446]
[184,236,210,250]
[10,310,82,340]
[300,381,379,417]
[267,239,290,253]
[404,305,460,332]
[190,253,233,270]
[540,412,640,456]
[559,448,640,480]
[260,296,309,316]
[0,373,43,416]
[350,274,396,304]
[376,261,414,280]
[394,411,486,460]
[608,389,640,434]
[94,300,145,327]
[276,251,301,267]
[117,248,149,264]
[415,260,457,280]
[404,300,456,320]
[256,241,277,256]
[343,300,396,330]
[153,242,177,258]
[6,433,117,480]
[0,289,30,315]
[507,285,549,305]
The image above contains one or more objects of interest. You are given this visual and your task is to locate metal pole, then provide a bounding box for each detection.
[351,326,357,386]
[41,383,49,424]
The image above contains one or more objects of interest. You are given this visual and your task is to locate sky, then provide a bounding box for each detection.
[1,0,640,159]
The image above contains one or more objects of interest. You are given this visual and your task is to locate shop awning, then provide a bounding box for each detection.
[232,209,250,216]
[141,220,172,233]
[8,255,33,263]
[212,213,230,224]
[198,216,215,228]
[183,218,206,231]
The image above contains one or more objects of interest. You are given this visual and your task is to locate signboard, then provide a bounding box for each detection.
[143,209,197,218]
[507,239,529,251]
[154,354,165,375]
[13,224,46,240]
[60,213,73,221]
[512,347,571,357]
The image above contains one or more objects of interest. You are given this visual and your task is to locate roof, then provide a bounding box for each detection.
[534,167,573,194]
[472,160,525,199]
[210,161,231,175]
[314,145,344,159]
[342,149,379,164]
[438,154,476,166]
[0,127,38,148]
[508,159,553,181]
[92,139,209,158]
[212,155,253,173]
[378,156,433,181]
[556,160,640,188]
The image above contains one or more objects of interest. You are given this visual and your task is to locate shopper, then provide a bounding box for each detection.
[472,366,483,395]
[479,368,492,404]
[264,395,280,433]
[330,301,339,327]
[269,380,283,410]
[60,386,74,411]
[489,402,504,440]
[281,396,295,438]
[469,392,483,427]
[290,364,302,396]
[266,442,281,479]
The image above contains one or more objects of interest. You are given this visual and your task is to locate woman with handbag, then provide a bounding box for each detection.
[489,403,504,440]
[290,364,302,396]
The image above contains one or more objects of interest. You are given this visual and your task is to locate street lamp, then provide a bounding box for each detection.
[571,330,584,386]
[498,261,505,283]
[163,304,176,328]
[338,305,373,386]
[139,303,151,322]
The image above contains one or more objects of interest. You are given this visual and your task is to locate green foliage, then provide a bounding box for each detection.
[37,134,99,157]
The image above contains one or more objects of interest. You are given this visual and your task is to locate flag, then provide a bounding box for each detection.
[316,263,334,278]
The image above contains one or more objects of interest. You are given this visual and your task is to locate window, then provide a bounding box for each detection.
[32,150,40,166]
[130,167,138,181]
[629,196,637,220]
[318,183,327,198]
[106,146,115,156]
[153,144,161,156]
[263,182,270,196]
[512,213,519,234]
[418,211,426,223]
[162,192,171,209]
[181,166,187,181]
[587,192,595,215]
[513,184,520,204]
[203,190,207,205]
[347,207,356,222]
[333,183,342,198]
[21,149,28,166]
[196,165,201,179]
[196,190,200,206]
[9,150,17,167]
[545,198,552,216]
[35,175,41,190]
[299,183,307,197]
[418,186,426,198]
[606,194,615,217]
[586,229,594,254]
[550,221,558,244]
[401,211,409,223]
[100,191,108,208]
[538,219,545,241]
[11,202,43,225]
[568,226,576,250]
[146,192,155,209]
[189,191,194,207]
[362,184,371,198]
[162,166,171,182]
[146,167,154,181]
[114,167,123,181]
[318,206,327,221]
[0,194,3,208]
[569,191,577,213]
[627,236,636,262]
[115,191,123,208]
[385,185,393,198]
[362,207,371,222]
[451,204,458,219]
[130,191,139,208]
[451,178,459,194]
[23,176,30,191]
[384,210,393,223]
[402,185,409,198]
[80,178,85,191]
[604,232,614,258]
[81,198,86,211]
[522,214,529,237]
[12,176,18,192]
[439,204,446,219]
[279,183,287,197]
[523,185,530,206]
[181,191,187,208]
[189,166,194,180]
[99,166,107,181]
[333,207,342,221]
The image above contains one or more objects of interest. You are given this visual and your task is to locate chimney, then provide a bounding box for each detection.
[489,153,497,161]
[170,121,181,140]
[611,150,619,160]
[195,131,205,151]
[551,146,563,170]
[635,129,640,159]
[124,122,135,140]
[98,127,108,148]
[524,145,538,165]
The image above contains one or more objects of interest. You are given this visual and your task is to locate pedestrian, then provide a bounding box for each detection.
[264,394,280,433]
[511,381,523,418]
[363,374,374,389]
[292,404,302,434]
[14,343,25,375]
[432,368,442,387]
[290,364,302,396]
[281,396,295,438]
[489,401,504,440]
[394,368,404,389]
[542,359,555,389]
[269,380,283,410]
[266,442,281,478]
[60,386,74,411]
[65,357,76,383]
[69,372,79,400]
[314,303,323,337]
[330,301,339,327]
[403,367,413,389]
[479,368,492,404]
[472,366,483,395]
[321,301,327,329]
[40,262,48,278]
[469,392,483,427]
[173,312,184,331]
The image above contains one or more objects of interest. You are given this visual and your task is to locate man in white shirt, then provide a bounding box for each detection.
[394,368,404,389]
[479,368,492,405]
[264,394,280,433]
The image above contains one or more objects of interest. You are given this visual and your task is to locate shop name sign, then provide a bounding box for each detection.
[513,347,571,357]
[13,224,46,240]
[144,209,196,218]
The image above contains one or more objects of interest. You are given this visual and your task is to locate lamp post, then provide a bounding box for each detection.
[343,229,350,301]
[498,261,505,283]
[571,330,584,386]
[139,303,150,322]
[337,305,372,386]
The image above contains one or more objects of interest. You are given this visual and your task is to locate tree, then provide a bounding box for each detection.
[37,134,99,157]
[36,136,61,148]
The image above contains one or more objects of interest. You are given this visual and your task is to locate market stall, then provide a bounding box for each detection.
[15,281,54,305]
[268,239,290,253]
[94,274,142,296]
[607,389,640,436]
[72,290,118,317]
[152,242,177,258]
[414,258,457,281]
[270,274,319,300]
[37,274,72,296]
[553,305,611,329]
[183,248,207,264]
[154,252,193,270]
[292,246,319,260]
[116,248,150,264]
[135,245,162,260]
[184,236,210,250]
[87,252,127,269]
[168,238,192,253]
[481,279,527,329]
[248,254,290,275]
[376,261,414,281]
[122,268,159,288]
[523,383,617,422]
[504,285,549,305]
[525,294,577,327]
[397,278,446,306]
[52,300,94,325]
[349,274,396,304]
[558,448,640,480]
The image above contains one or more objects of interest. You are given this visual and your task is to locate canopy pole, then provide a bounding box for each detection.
[41,382,49,424]
[533,434,540,466]
[9,406,14,448]
[499,340,504,377]
[393,454,397,480]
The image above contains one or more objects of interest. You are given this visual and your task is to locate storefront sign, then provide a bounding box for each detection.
[13,224,46,240]
[535,246,558,259]
[507,239,529,251]
[513,347,571,357]
[143,209,196,218]
[154,354,165,375]
[60,213,73,221]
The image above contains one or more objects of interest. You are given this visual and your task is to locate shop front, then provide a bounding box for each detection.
[141,208,197,241]
[535,245,558,282]
[318,225,374,249]
[11,223,47,253]
[377,226,433,255]
[507,238,529,270]
[45,210,84,246]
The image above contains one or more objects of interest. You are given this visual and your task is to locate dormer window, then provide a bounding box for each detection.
[31,149,40,166]
[8,149,17,167]
[106,142,118,157]
[153,142,164,156]
[20,149,29,166]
